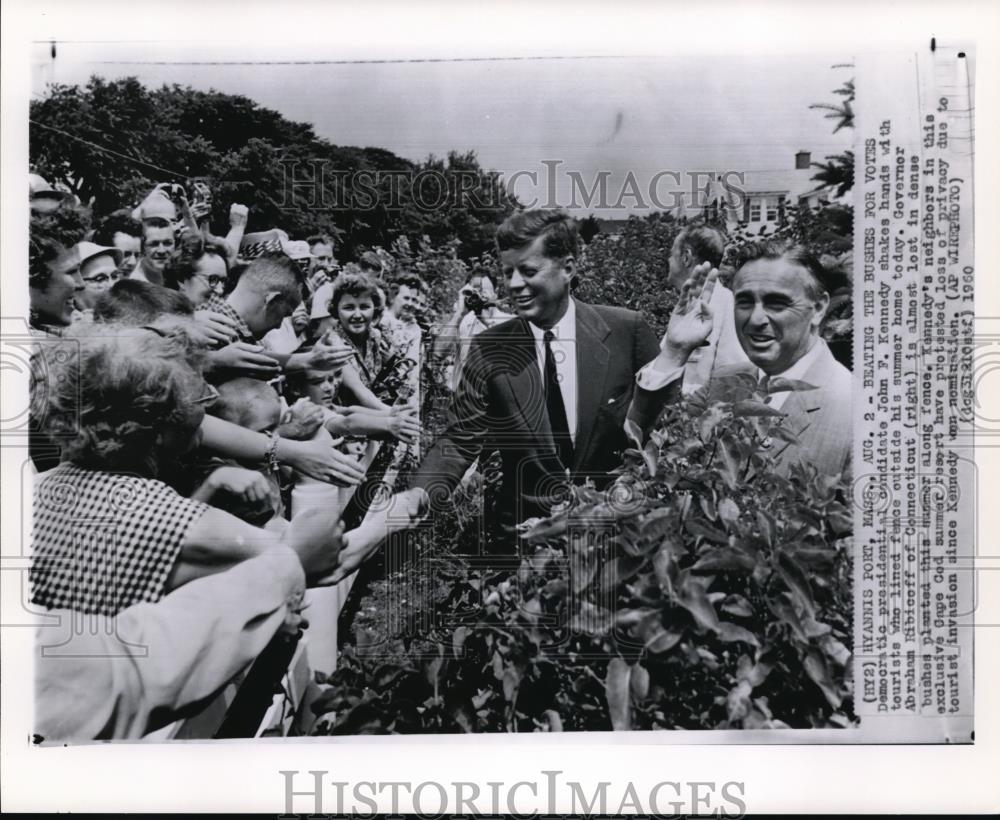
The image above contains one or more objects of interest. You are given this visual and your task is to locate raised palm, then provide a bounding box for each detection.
[664,261,718,354]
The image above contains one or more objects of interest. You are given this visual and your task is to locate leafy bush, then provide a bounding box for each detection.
[310,374,854,734]
[575,212,682,336]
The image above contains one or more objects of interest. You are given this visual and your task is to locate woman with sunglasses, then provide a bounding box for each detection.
[28,325,404,618]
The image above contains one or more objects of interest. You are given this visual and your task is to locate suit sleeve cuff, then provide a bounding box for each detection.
[636,360,685,391]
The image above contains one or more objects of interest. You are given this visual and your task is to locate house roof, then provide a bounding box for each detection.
[736,168,823,199]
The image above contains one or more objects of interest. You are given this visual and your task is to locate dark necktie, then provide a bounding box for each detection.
[543,330,573,469]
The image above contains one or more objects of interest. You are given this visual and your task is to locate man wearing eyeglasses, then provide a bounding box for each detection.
[73,241,124,314]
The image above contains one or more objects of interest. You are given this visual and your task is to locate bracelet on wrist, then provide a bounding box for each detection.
[266,432,281,474]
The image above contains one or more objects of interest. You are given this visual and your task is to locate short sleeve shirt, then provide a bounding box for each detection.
[30,464,209,616]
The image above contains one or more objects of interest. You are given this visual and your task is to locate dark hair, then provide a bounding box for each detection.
[387,272,428,302]
[162,234,230,290]
[358,251,384,273]
[93,212,143,246]
[93,278,195,324]
[496,209,579,259]
[733,238,845,299]
[237,252,303,308]
[29,206,90,290]
[330,270,383,314]
[142,217,173,232]
[307,234,335,250]
[675,224,727,269]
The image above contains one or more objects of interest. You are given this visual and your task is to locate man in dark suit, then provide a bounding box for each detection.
[330,210,678,570]
[414,209,679,533]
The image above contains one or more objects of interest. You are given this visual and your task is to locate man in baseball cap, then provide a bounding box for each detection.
[74,241,125,311]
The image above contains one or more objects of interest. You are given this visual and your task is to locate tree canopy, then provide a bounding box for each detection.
[30,76,519,258]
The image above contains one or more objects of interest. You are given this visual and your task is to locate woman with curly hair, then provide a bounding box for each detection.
[28,325,351,616]
[318,270,397,410]
[162,233,231,309]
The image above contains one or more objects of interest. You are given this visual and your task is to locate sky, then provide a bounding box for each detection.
[31,42,854,217]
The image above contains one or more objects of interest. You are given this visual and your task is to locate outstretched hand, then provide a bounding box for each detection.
[278,398,326,441]
[319,487,427,585]
[192,309,239,347]
[662,261,718,360]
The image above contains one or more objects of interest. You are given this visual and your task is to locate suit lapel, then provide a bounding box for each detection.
[572,302,611,471]
[769,348,827,461]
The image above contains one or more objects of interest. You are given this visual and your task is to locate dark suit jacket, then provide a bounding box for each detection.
[413,300,673,530]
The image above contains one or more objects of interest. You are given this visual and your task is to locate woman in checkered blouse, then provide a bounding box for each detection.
[29,325,346,617]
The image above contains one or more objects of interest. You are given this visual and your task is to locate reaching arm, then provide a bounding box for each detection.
[410,334,491,508]
[325,405,420,443]
[198,415,366,485]
[172,488,346,589]
[338,360,390,410]
[224,203,249,264]
[34,547,307,741]
[324,487,428,584]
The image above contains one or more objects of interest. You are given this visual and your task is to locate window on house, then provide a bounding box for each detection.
[749,199,762,221]
[765,197,779,222]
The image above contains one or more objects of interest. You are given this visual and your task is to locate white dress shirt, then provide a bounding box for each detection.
[758,337,827,410]
[528,298,578,444]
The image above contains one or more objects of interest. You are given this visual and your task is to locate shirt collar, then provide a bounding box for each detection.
[760,336,827,384]
[528,297,576,342]
[220,299,256,343]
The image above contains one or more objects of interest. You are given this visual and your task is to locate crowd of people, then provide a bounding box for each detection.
[27,173,851,740]
[27,178,446,739]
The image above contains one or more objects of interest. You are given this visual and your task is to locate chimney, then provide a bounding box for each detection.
[795,150,811,170]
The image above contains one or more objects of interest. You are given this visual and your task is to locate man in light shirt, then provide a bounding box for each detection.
[638,239,851,479]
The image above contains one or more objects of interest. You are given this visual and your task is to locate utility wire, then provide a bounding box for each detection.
[29,118,188,179]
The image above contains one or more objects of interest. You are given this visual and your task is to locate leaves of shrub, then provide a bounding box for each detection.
[606,658,632,730]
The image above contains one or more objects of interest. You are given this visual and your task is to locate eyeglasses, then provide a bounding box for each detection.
[82,271,121,286]
[195,273,228,292]
[192,383,220,408]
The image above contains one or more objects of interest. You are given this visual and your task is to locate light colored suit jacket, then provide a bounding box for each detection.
[715,340,852,480]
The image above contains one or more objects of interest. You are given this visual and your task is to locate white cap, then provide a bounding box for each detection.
[282,239,315,261]
[75,241,124,270]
